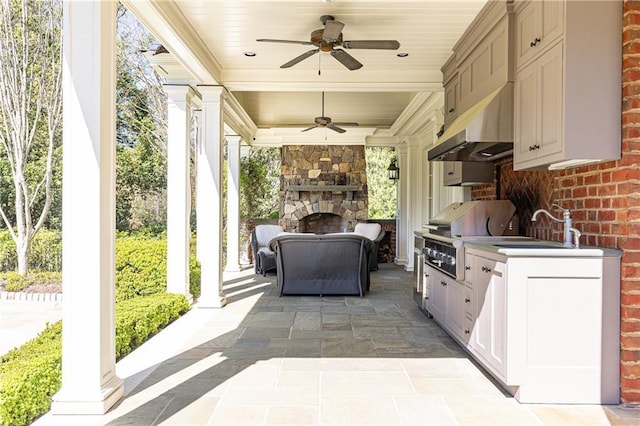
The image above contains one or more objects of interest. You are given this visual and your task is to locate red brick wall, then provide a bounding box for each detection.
[472,1,640,403]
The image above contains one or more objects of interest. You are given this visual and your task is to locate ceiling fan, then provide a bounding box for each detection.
[257,15,400,70]
[302,92,358,134]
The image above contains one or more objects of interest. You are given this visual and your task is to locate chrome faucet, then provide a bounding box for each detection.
[531,204,577,247]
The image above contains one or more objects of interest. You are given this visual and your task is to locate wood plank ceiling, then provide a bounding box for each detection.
[130,0,487,140]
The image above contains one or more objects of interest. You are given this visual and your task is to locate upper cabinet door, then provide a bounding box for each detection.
[444,78,458,126]
[536,43,563,160]
[514,60,539,165]
[515,0,564,70]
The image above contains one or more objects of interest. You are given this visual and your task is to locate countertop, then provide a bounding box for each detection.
[463,240,623,258]
[414,230,622,258]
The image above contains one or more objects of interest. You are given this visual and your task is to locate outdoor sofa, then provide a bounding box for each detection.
[269,233,374,297]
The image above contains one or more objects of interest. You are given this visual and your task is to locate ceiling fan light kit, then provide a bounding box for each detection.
[257,15,400,71]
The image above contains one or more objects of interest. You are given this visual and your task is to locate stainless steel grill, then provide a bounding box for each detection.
[421,200,516,280]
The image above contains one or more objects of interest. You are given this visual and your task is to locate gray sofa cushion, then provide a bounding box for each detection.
[269,233,373,297]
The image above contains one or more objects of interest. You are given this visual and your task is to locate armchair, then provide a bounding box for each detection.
[354,222,385,271]
[250,224,284,276]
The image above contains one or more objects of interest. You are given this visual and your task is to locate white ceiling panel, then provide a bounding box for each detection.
[127,0,488,141]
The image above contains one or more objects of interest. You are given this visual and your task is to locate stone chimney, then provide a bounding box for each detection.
[279,145,368,233]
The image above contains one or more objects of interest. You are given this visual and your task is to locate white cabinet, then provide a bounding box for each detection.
[456,246,621,404]
[425,265,466,342]
[513,1,621,170]
[442,55,458,127]
[440,1,513,125]
[443,78,458,126]
[514,41,563,165]
[446,280,466,341]
[457,16,511,113]
[514,0,564,69]
[426,245,620,403]
[425,266,448,321]
[470,253,507,380]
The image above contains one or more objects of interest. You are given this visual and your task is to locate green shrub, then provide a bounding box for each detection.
[1,271,62,292]
[189,251,201,298]
[0,229,62,273]
[115,293,190,359]
[115,236,167,301]
[0,232,202,300]
[2,271,28,292]
[0,322,62,426]
[115,235,200,301]
[27,231,62,272]
[0,294,190,426]
[0,231,17,272]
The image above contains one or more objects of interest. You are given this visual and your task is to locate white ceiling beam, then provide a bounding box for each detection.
[222,70,444,92]
[391,91,443,139]
[121,0,222,84]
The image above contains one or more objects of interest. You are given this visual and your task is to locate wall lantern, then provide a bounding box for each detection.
[387,158,400,182]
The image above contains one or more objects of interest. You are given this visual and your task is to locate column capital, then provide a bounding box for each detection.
[164,84,196,104]
[197,85,225,102]
[225,135,242,146]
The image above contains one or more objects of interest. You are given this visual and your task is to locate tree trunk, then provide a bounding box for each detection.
[16,237,30,276]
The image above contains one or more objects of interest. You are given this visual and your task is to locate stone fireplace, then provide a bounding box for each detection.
[279,145,368,232]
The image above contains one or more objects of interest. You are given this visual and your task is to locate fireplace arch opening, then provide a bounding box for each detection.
[299,213,348,234]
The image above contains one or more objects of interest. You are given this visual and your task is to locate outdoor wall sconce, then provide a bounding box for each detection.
[387,158,399,182]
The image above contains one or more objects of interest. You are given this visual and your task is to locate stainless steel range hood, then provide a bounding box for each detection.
[428,83,513,162]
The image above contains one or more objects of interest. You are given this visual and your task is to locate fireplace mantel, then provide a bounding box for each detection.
[284,185,359,192]
[284,185,359,201]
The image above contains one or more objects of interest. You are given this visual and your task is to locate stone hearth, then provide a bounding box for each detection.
[279,145,368,232]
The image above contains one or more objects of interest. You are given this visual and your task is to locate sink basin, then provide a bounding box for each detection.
[492,243,565,249]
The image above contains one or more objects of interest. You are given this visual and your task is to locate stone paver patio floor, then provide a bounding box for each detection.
[32,264,639,425]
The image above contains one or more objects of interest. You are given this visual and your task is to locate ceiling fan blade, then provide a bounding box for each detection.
[302,124,320,132]
[330,49,363,70]
[342,40,401,50]
[256,38,314,46]
[327,123,347,133]
[280,49,319,68]
[332,122,359,127]
[323,20,345,42]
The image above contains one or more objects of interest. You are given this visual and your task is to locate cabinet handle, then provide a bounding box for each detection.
[441,281,447,286]
[465,266,471,270]
[447,171,454,175]
[481,266,491,273]
[448,108,455,113]
[465,298,470,303]
[529,144,540,151]
[464,329,470,334]
[530,37,541,47]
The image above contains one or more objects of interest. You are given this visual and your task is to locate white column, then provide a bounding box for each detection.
[52,0,123,414]
[404,138,421,272]
[196,86,227,308]
[165,85,194,297]
[395,144,409,267]
[225,135,242,272]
